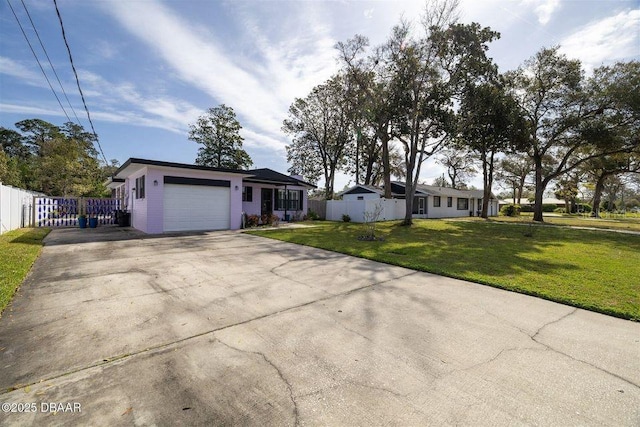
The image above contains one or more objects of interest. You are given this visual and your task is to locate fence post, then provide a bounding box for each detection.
[32,196,36,228]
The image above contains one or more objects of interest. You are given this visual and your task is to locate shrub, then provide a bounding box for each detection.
[342,214,351,222]
[542,204,557,212]
[554,207,566,213]
[520,205,534,212]
[261,213,280,226]
[245,214,260,227]
[307,210,319,220]
[579,203,592,213]
[500,204,520,217]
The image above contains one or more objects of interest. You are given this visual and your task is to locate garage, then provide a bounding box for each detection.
[163,177,230,232]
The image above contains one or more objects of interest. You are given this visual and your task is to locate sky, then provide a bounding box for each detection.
[1,0,639,192]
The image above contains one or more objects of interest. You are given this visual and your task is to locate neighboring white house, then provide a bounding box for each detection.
[330,182,499,222]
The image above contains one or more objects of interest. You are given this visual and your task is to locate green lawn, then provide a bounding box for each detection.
[491,213,640,232]
[0,228,50,315]
[250,220,640,320]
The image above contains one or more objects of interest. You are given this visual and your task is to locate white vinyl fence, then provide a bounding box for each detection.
[0,183,41,234]
[327,199,406,223]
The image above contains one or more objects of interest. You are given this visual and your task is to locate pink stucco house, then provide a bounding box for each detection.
[107,158,314,233]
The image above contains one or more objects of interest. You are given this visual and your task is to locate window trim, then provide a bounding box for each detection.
[457,197,469,210]
[447,196,453,207]
[135,175,145,199]
[242,186,253,202]
[276,189,303,211]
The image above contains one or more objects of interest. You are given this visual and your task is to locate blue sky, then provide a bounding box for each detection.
[1,0,638,191]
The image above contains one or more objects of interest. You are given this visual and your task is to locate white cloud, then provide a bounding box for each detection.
[0,56,47,88]
[76,69,202,133]
[101,0,340,154]
[560,9,640,72]
[520,0,561,25]
[0,102,62,116]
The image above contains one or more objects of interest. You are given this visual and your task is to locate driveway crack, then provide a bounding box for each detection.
[1,270,416,396]
[215,338,299,426]
[527,308,640,389]
[531,307,578,341]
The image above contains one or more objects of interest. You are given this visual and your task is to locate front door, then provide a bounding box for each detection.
[261,188,273,216]
[418,197,426,214]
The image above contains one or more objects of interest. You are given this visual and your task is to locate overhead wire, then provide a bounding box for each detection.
[52,0,109,165]
[20,0,83,126]
[6,0,72,123]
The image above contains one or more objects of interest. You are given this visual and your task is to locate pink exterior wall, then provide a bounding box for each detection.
[242,184,308,219]
[128,167,149,232]
[126,166,245,233]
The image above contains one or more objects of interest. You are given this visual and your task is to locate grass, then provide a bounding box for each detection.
[0,228,50,315]
[250,220,640,320]
[492,213,640,232]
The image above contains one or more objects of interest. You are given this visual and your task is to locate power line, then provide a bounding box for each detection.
[6,0,72,123]
[52,0,109,165]
[20,0,83,126]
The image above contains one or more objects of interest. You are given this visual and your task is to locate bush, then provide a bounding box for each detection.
[520,205,533,212]
[342,214,351,222]
[542,204,557,212]
[260,213,280,226]
[306,210,319,220]
[245,214,260,227]
[554,207,566,213]
[578,203,592,213]
[500,204,520,217]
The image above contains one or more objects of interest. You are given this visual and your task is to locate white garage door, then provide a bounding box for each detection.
[163,184,230,232]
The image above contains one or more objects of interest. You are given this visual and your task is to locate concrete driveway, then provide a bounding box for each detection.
[0,227,638,426]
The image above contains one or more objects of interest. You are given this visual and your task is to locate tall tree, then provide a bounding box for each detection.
[496,155,533,204]
[584,151,640,217]
[336,37,395,198]
[189,105,253,169]
[390,17,499,224]
[507,50,638,222]
[456,80,528,218]
[0,119,106,196]
[283,75,352,198]
[436,149,476,189]
[0,148,23,187]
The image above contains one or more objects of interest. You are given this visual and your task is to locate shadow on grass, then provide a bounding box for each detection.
[252,219,640,320]
[7,228,50,245]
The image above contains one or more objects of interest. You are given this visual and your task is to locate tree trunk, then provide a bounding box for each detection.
[381,134,392,199]
[481,152,494,219]
[532,158,545,222]
[403,172,414,226]
[591,174,606,218]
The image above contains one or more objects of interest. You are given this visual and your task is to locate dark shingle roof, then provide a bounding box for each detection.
[245,168,316,188]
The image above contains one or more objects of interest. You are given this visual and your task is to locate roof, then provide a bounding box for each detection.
[113,158,315,188]
[103,177,125,189]
[245,168,316,188]
[390,182,492,199]
[337,184,384,197]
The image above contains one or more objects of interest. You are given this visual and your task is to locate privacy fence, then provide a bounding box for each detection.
[0,183,121,234]
[326,199,406,223]
[0,183,42,234]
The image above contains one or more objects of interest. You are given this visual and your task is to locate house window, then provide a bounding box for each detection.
[457,198,469,210]
[276,189,303,210]
[357,196,364,200]
[433,196,441,207]
[242,186,253,202]
[447,197,453,207]
[135,175,145,199]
